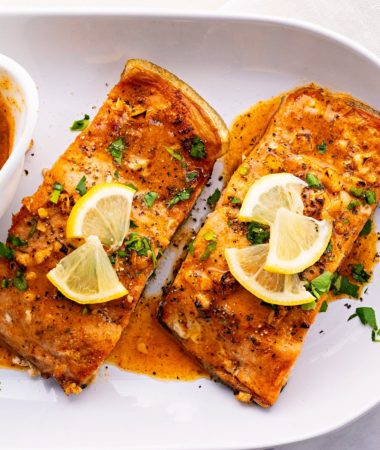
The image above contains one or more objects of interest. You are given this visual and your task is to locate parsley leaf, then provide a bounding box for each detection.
[308,271,335,298]
[75,176,87,196]
[301,301,317,311]
[50,182,64,204]
[186,171,198,182]
[348,307,379,342]
[107,137,126,165]
[230,197,241,205]
[28,218,38,238]
[143,192,158,208]
[365,190,376,205]
[124,233,157,267]
[359,219,372,237]
[70,114,90,131]
[0,242,14,260]
[200,231,217,261]
[349,187,363,198]
[168,188,193,208]
[306,173,323,189]
[247,222,270,245]
[189,136,206,159]
[166,147,182,161]
[317,142,327,154]
[347,200,361,211]
[7,235,27,247]
[129,219,138,229]
[207,188,221,207]
[13,270,28,291]
[319,301,329,313]
[351,264,370,284]
[188,239,195,255]
[125,182,138,191]
[333,275,359,298]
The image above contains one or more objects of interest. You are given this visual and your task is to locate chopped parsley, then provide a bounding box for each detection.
[165,147,182,161]
[114,170,120,180]
[349,187,376,205]
[50,182,64,204]
[125,182,138,191]
[143,192,158,208]
[306,173,323,189]
[107,137,126,165]
[207,188,221,207]
[351,264,370,284]
[129,219,138,229]
[13,270,28,291]
[168,188,193,208]
[186,171,198,182]
[247,222,270,245]
[348,307,380,342]
[349,187,363,198]
[70,114,90,131]
[319,301,329,313]
[189,136,206,159]
[230,197,241,205]
[188,239,195,255]
[347,200,360,211]
[333,275,359,298]
[359,219,372,237]
[7,235,27,247]
[308,271,335,299]
[124,233,157,267]
[316,142,327,154]
[365,190,376,205]
[0,242,14,260]
[301,301,317,311]
[200,230,217,261]
[1,279,9,288]
[75,176,87,196]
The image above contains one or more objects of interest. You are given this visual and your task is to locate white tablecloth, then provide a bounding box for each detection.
[1,1,379,449]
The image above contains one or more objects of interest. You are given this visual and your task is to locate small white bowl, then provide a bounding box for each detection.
[0,54,38,218]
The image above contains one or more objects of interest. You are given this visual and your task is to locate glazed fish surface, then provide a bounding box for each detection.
[0,59,228,393]
[159,85,380,407]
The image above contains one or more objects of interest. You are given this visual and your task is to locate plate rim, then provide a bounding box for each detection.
[0,10,379,450]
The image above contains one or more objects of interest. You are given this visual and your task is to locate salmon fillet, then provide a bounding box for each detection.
[159,85,380,407]
[0,59,228,393]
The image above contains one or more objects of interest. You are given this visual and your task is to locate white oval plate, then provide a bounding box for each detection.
[0,12,379,450]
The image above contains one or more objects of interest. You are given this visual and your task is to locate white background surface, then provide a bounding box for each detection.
[0,1,380,450]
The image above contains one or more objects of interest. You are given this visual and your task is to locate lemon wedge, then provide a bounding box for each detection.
[225,244,314,306]
[47,235,128,304]
[66,183,135,250]
[265,207,332,274]
[238,173,307,225]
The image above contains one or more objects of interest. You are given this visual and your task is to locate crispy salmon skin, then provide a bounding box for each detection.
[159,85,380,407]
[0,59,228,393]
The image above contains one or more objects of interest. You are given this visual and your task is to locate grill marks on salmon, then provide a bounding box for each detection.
[159,85,380,407]
[0,59,228,393]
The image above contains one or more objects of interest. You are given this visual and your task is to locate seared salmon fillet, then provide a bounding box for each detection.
[159,85,380,407]
[0,59,228,393]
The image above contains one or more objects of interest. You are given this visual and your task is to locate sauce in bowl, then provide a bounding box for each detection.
[0,92,12,170]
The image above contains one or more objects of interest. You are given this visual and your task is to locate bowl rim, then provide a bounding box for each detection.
[0,53,39,186]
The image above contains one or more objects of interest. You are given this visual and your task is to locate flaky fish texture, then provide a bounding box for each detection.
[0,59,228,393]
[159,85,380,407]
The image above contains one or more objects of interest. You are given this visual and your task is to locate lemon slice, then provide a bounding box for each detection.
[66,183,135,250]
[238,173,307,225]
[47,235,128,304]
[265,208,332,274]
[225,244,313,306]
